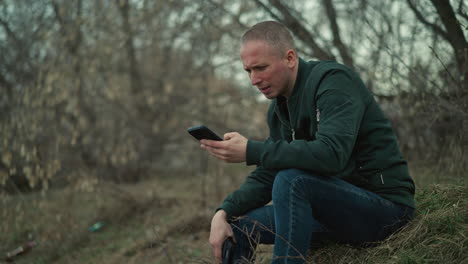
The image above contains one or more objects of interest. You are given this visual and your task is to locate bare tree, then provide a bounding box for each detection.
[117,0,143,94]
[407,0,467,90]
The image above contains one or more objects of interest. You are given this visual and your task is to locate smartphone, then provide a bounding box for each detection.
[187,125,223,141]
[222,237,235,264]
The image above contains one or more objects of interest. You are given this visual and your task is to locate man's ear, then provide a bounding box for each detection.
[285,49,297,68]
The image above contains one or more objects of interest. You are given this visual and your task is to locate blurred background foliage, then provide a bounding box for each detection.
[0,0,466,194]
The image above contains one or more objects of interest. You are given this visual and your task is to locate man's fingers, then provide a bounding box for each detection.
[209,237,224,263]
[201,143,241,163]
[200,132,246,163]
[200,139,224,148]
[223,132,236,140]
[208,151,228,162]
[202,144,227,156]
[212,151,233,163]
[214,245,222,263]
[202,146,230,161]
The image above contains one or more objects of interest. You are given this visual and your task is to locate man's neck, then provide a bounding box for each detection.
[284,63,299,98]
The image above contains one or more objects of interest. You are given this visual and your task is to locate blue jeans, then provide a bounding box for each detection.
[229,169,414,264]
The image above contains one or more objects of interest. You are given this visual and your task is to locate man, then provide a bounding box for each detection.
[201,21,415,264]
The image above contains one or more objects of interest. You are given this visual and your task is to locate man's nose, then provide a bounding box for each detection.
[250,72,261,86]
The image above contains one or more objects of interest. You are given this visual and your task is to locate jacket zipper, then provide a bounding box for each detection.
[287,99,296,140]
[274,100,296,141]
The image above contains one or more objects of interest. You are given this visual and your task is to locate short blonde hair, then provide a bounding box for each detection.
[242,21,295,56]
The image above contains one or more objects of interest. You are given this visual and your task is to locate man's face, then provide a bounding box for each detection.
[240,41,295,99]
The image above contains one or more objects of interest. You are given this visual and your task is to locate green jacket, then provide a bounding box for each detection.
[219,59,415,218]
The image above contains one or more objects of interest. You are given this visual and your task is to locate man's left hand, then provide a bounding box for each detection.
[200,132,247,163]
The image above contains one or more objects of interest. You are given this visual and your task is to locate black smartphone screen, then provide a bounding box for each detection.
[187,125,223,141]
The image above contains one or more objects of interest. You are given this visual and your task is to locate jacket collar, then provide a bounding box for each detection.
[289,58,307,98]
[275,58,307,103]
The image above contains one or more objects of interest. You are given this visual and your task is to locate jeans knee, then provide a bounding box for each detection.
[272,169,305,202]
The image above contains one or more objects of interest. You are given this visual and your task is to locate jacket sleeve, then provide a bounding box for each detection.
[246,71,367,175]
[218,163,277,219]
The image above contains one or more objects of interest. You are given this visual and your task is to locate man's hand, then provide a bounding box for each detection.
[200,132,247,163]
[209,210,235,263]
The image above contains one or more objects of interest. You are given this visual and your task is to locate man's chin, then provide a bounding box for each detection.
[263,93,277,99]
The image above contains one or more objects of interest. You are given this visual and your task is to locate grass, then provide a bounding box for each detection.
[309,183,467,264]
[0,166,466,264]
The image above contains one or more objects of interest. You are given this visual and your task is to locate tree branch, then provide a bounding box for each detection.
[429,0,468,71]
[457,0,468,21]
[52,1,82,56]
[255,0,335,60]
[0,17,19,45]
[252,0,283,22]
[117,0,143,94]
[406,0,450,42]
[0,72,12,93]
[321,0,355,68]
[205,0,249,31]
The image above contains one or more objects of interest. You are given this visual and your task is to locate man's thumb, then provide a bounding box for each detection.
[223,132,236,140]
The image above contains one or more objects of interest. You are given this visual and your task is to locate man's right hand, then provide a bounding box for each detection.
[209,210,235,263]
